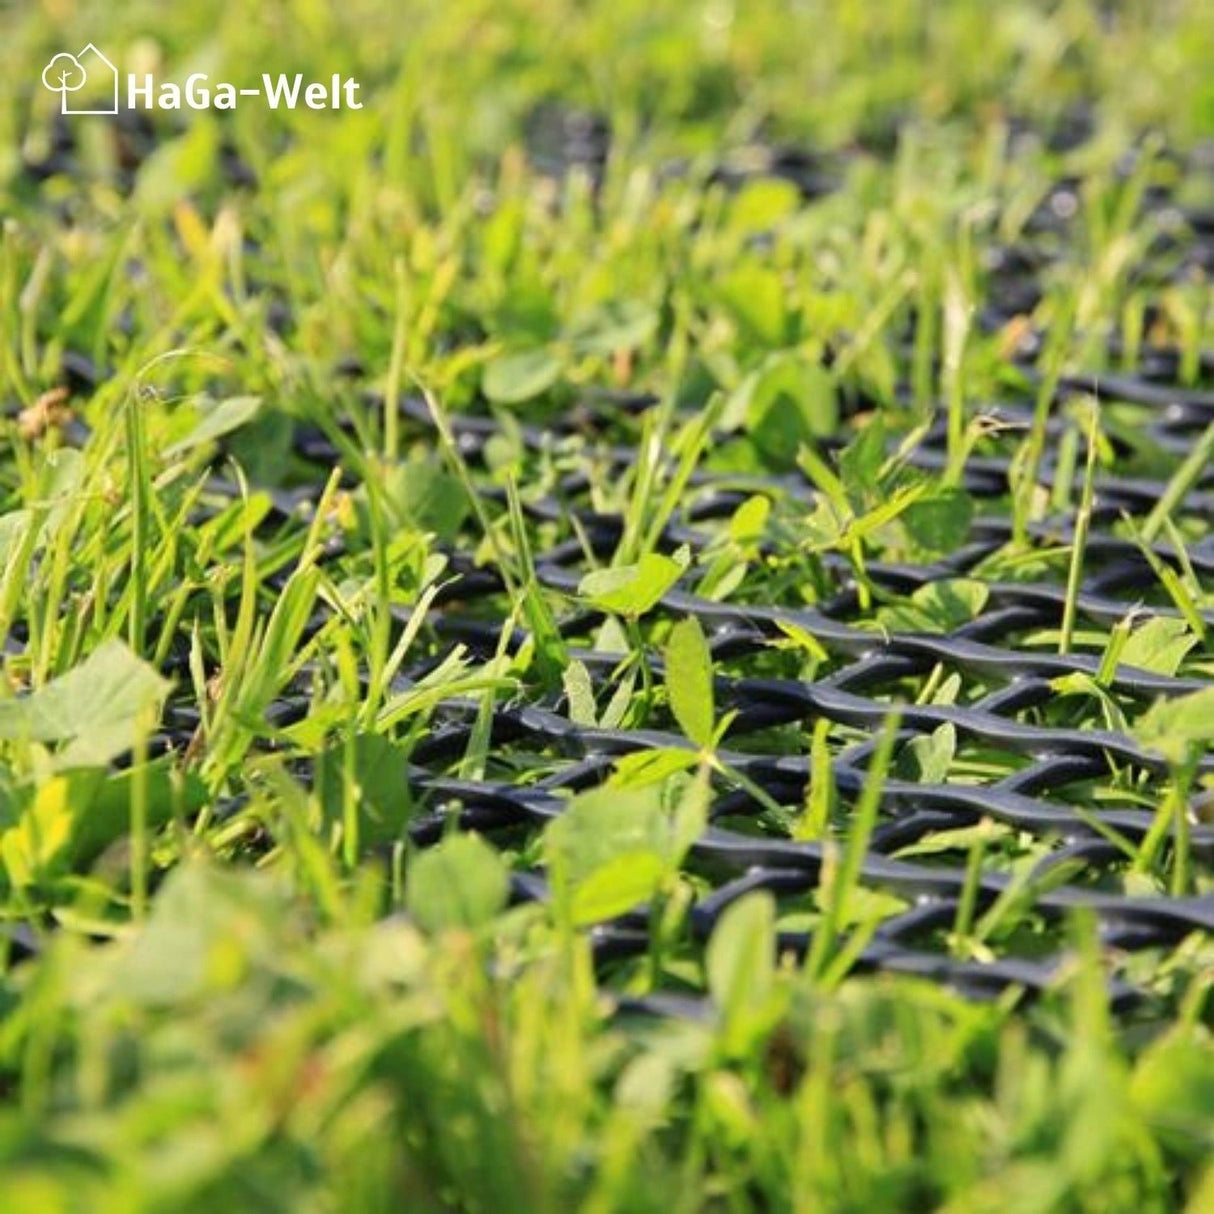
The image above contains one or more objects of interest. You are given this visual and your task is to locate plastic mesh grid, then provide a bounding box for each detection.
[373,380,1214,1014]
[194,149,1213,1015]
[189,376,1212,1015]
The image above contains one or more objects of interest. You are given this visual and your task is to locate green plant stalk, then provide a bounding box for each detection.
[361,464,397,726]
[796,717,834,841]
[807,710,900,983]
[1059,405,1099,656]
[460,598,523,782]
[640,397,721,556]
[616,303,689,566]
[951,826,987,955]
[1135,754,1198,894]
[504,474,568,685]
[125,391,151,656]
[1014,290,1078,546]
[384,257,409,460]
[1170,758,1194,898]
[130,707,152,921]
[1141,422,1214,544]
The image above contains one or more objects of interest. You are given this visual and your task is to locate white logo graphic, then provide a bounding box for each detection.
[41,44,119,115]
[39,44,361,115]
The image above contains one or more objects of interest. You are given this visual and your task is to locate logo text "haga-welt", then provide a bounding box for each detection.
[41,46,362,114]
[128,73,362,110]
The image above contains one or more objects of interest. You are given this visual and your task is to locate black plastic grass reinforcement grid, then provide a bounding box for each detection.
[192,351,1213,1019]
[410,398,1214,1011]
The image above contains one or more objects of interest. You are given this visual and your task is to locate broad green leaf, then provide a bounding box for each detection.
[71,758,207,865]
[901,722,956,784]
[839,418,887,506]
[0,759,207,893]
[134,119,219,210]
[707,891,775,1012]
[1118,617,1196,676]
[665,617,715,748]
[569,851,664,925]
[799,495,849,550]
[0,641,169,768]
[716,263,788,346]
[568,299,659,356]
[728,495,770,543]
[0,452,85,565]
[480,199,523,273]
[555,770,705,925]
[317,734,413,845]
[108,861,288,1006]
[367,457,470,542]
[876,579,988,634]
[1134,687,1214,763]
[164,395,262,458]
[483,347,564,403]
[546,786,667,887]
[562,660,597,727]
[226,408,295,485]
[40,449,85,538]
[406,833,509,933]
[930,672,963,705]
[706,891,777,1050]
[746,356,838,468]
[1130,1033,1214,1148]
[545,785,668,924]
[579,551,683,617]
[728,178,802,234]
[902,488,975,552]
[609,747,698,788]
[0,776,75,888]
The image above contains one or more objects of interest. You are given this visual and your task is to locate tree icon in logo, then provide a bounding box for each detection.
[40,45,119,115]
[41,53,87,99]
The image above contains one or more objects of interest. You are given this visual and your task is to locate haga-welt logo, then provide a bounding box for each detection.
[42,44,119,114]
[42,44,361,113]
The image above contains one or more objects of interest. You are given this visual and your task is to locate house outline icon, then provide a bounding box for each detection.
[61,44,119,115]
